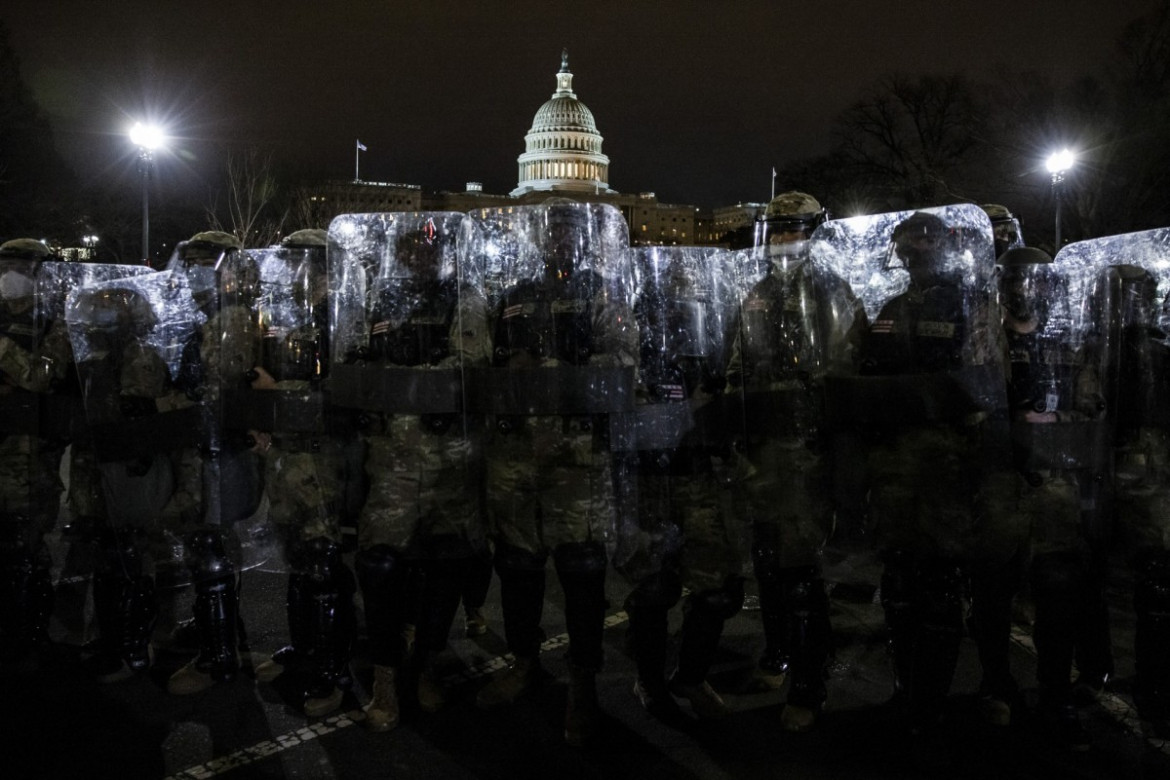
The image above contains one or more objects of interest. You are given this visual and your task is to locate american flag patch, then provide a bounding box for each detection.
[503,304,525,320]
[371,320,390,335]
[745,299,769,312]
[871,319,894,334]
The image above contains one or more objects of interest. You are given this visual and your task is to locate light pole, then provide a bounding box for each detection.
[1046,148,1075,251]
[129,122,165,264]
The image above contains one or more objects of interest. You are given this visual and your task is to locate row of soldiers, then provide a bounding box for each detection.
[2,195,1169,753]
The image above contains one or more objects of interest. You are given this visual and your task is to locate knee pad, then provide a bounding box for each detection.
[688,578,745,622]
[626,570,682,610]
[553,541,607,576]
[1030,552,1086,604]
[494,542,547,572]
[185,527,236,584]
[782,569,828,615]
[1135,548,1170,618]
[301,536,351,587]
[98,527,147,579]
[355,544,400,591]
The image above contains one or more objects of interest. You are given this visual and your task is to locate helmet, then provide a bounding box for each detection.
[0,238,52,261]
[888,212,950,273]
[980,203,1025,257]
[170,230,243,269]
[281,229,327,249]
[997,250,1054,332]
[755,191,826,258]
[540,199,592,280]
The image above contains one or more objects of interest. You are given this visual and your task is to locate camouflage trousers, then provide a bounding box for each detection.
[866,424,1019,565]
[358,415,484,556]
[738,437,832,569]
[263,438,343,545]
[485,416,613,557]
[1114,428,1170,556]
[0,434,64,551]
[616,456,742,593]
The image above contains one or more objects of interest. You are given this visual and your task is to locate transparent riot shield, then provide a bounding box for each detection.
[995,246,1113,553]
[0,257,67,553]
[463,200,636,557]
[218,245,333,571]
[328,211,489,558]
[610,246,743,593]
[813,204,1007,559]
[1058,229,1170,555]
[66,271,206,570]
[723,225,868,572]
[36,261,155,529]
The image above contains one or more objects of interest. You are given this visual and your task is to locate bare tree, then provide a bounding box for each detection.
[206,148,287,247]
[832,73,984,209]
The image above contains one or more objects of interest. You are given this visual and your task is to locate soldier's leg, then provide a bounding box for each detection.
[0,518,57,667]
[413,546,471,712]
[1134,548,1170,730]
[476,542,547,709]
[355,544,408,732]
[881,551,965,730]
[167,527,240,695]
[624,569,682,718]
[1072,546,1114,701]
[85,526,155,682]
[300,537,356,717]
[670,578,744,720]
[778,566,831,731]
[752,524,791,689]
[461,552,494,638]
[969,549,1023,723]
[554,540,608,746]
[1030,551,1092,749]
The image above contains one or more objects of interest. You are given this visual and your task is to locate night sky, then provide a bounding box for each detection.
[4,1,1160,209]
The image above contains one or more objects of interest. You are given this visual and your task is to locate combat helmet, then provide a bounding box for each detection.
[980,203,1025,258]
[755,191,826,253]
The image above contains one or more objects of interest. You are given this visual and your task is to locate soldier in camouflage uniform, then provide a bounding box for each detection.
[469,201,637,746]
[242,229,355,718]
[616,245,745,722]
[726,193,867,731]
[162,230,262,695]
[0,239,68,667]
[830,207,1008,752]
[985,241,1107,748]
[67,271,203,682]
[328,212,490,733]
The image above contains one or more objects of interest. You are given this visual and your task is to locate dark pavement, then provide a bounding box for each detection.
[6,515,1170,780]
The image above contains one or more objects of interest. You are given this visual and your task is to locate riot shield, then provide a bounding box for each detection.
[814,204,1007,558]
[996,246,1112,552]
[0,257,68,550]
[463,200,636,555]
[36,261,155,527]
[723,226,868,569]
[66,271,205,537]
[610,246,743,590]
[327,211,489,557]
[219,245,335,571]
[1058,228,1170,555]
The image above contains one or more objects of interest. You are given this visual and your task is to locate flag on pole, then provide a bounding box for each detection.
[357,140,368,151]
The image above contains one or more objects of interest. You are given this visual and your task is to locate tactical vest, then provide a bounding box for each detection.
[368,279,457,367]
[492,275,598,367]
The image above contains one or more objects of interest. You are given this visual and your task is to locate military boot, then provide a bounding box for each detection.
[564,661,601,747]
[362,664,400,732]
[476,654,541,709]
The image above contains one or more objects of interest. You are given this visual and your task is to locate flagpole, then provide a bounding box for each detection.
[771,167,776,202]
[355,140,360,182]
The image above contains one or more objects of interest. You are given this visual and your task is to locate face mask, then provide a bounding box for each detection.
[0,270,35,300]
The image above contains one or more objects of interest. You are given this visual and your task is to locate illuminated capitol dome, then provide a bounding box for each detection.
[512,50,614,197]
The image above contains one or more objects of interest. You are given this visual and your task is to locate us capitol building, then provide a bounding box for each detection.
[300,52,761,247]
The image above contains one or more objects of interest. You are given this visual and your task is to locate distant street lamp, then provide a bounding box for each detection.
[1046,148,1076,251]
[129,122,165,264]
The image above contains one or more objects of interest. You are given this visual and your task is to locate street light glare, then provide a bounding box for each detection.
[130,121,166,150]
[1046,148,1076,174]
